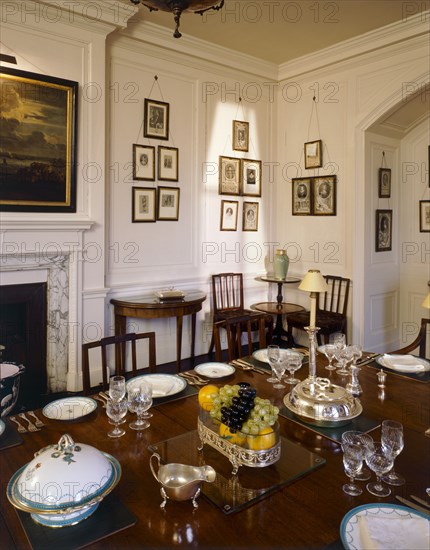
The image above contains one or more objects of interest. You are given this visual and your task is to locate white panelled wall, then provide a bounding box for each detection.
[0,3,429,392]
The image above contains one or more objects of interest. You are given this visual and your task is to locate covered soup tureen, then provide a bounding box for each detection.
[7,434,121,527]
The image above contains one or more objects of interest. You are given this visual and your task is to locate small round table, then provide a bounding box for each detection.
[253,276,305,346]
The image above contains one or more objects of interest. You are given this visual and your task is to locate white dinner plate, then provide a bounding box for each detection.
[376,354,430,373]
[126,373,187,398]
[0,419,5,437]
[340,503,430,550]
[42,397,98,421]
[194,362,235,378]
[253,348,304,364]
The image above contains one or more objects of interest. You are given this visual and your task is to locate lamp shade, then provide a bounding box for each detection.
[422,292,430,309]
[299,270,329,293]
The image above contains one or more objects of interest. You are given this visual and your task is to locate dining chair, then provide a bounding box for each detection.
[388,318,429,359]
[81,332,156,395]
[213,312,273,362]
[286,275,351,345]
[208,273,272,354]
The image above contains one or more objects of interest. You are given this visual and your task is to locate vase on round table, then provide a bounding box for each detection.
[274,249,289,280]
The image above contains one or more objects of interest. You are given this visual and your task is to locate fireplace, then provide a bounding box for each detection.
[0,282,47,409]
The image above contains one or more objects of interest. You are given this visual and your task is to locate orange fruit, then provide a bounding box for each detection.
[247,427,276,450]
[219,423,246,446]
[198,384,219,412]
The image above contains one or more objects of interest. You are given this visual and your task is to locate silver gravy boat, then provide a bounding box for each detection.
[150,453,216,509]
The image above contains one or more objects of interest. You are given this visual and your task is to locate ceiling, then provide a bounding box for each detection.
[127,0,429,65]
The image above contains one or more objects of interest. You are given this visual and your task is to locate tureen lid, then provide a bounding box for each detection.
[11,434,118,512]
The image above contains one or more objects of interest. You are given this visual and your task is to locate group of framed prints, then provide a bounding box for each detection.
[132,186,179,222]
[219,156,262,197]
[220,200,259,232]
[292,175,336,216]
[133,144,178,182]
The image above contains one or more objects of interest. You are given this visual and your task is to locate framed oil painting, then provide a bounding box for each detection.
[158,146,178,181]
[144,98,169,140]
[157,186,180,221]
[241,159,261,197]
[132,187,156,222]
[0,66,78,212]
[375,209,392,252]
[292,177,312,215]
[419,200,430,232]
[243,201,259,231]
[133,144,155,181]
[313,175,336,216]
[304,140,322,169]
[219,156,240,195]
[378,168,391,198]
[220,200,238,231]
[232,120,249,152]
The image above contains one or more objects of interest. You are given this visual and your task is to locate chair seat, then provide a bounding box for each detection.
[288,310,345,333]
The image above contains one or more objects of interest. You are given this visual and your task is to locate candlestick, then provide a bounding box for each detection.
[309,293,317,329]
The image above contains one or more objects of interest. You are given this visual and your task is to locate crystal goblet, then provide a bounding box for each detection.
[284,353,302,384]
[128,383,153,431]
[381,419,405,486]
[266,345,280,383]
[341,431,374,481]
[342,442,363,496]
[109,375,126,401]
[106,397,128,438]
[319,344,337,371]
[365,442,393,497]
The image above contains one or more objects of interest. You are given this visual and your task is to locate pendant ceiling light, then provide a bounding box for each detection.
[130,0,225,38]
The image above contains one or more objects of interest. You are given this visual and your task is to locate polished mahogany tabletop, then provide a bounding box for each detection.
[1,353,429,549]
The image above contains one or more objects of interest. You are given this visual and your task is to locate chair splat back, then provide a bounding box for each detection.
[212,273,244,313]
[320,275,350,315]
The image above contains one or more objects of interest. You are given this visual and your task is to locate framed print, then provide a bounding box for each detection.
[232,120,249,152]
[144,98,169,140]
[242,159,262,197]
[133,144,155,181]
[378,168,391,198]
[243,201,259,231]
[0,66,78,212]
[375,209,392,252]
[419,200,430,232]
[220,200,238,231]
[132,187,156,222]
[219,156,241,195]
[157,186,180,221]
[304,139,322,169]
[292,177,312,215]
[313,175,336,216]
[158,146,178,181]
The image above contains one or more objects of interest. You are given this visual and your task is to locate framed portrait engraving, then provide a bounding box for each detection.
[419,200,430,232]
[241,159,261,197]
[304,140,322,169]
[0,66,78,212]
[232,120,249,152]
[219,156,241,195]
[158,146,178,181]
[157,186,180,221]
[220,200,238,231]
[243,201,259,231]
[144,98,169,140]
[313,175,336,216]
[375,209,392,252]
[133,144,155,181]
[378,168,391,198]
[292,177,312,215]
[132,187,156,222]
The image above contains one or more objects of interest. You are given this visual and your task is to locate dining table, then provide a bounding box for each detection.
[0,351,429,549]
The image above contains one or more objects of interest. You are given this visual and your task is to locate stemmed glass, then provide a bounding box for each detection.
[350,345,363,366]
[106,398,128,438]
[320,344,337,371]
[365,442,394,497]
[267,345,280,383]
[381,419,405,486]
[342,442,363,496]
[336,345,354,376]
[341,431,374,481]
[128,383,153,431]
[108,375,126,424]
[271,355,287,389]
[284,353,302,384]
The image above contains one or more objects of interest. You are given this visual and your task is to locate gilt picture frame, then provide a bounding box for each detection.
[158,146,178,181]
[144,98,169,140]
[219,156,241,195]
[220,200,238,231]
[243,201,259,231]
[0,66,78,212]
[375,209,392,252]
[313,175,336,216]
[232,120,249,152]
[304,140,322,169]
[292,177,312,215]
[241,159,262,197]
[157,186,180,221]
[133,144,155,181]
[132,187,156,222]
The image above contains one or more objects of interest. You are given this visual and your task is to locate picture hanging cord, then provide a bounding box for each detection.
[306,96,321,142]
[381,151,387,168]
[233,97,247,122]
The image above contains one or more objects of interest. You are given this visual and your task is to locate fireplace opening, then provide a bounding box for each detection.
[0,282,47,411]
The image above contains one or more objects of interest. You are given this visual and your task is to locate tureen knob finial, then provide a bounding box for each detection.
[57,433,75,452]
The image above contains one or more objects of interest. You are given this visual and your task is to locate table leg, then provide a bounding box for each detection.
[190,313,197,364]
[276,282,284,306]
[176,315,183,373]
[115,314,127,371]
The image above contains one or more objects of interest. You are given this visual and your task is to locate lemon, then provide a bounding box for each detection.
[247,427,276,450]
[198,384,219,412]
[219,423,246,446]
